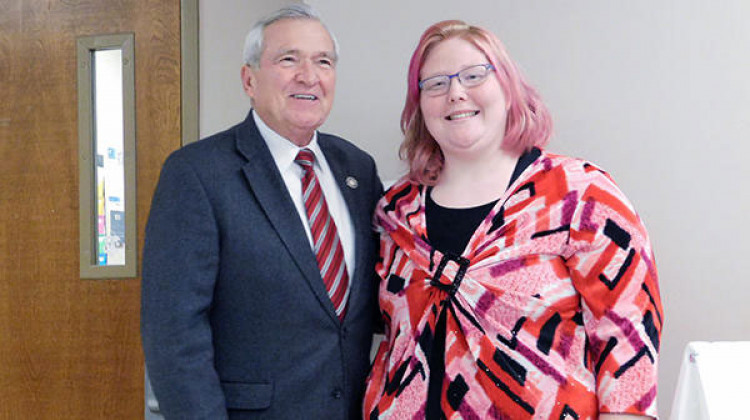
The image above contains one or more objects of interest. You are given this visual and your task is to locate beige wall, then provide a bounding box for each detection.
[200,1,750,417]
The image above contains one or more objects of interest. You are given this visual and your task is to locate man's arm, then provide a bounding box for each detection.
[141,153,227,419]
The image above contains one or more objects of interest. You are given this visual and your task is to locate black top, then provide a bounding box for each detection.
[426,147,541,255]
[423,147,541,418]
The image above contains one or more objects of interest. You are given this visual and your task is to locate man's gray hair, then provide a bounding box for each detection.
[242,3,339,68]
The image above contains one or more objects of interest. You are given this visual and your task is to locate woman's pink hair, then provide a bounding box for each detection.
[400,20,553,185]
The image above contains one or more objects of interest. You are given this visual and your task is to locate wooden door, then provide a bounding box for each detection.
[0,0,181,418]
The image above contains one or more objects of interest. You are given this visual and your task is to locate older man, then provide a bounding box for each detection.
[141,5,382,419]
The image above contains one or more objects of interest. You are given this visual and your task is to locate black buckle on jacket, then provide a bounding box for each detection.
[430,251,470,296]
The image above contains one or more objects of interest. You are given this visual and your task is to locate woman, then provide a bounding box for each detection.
[364,20,663,419]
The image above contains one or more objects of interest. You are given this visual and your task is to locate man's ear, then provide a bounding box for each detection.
[241,65,256,98]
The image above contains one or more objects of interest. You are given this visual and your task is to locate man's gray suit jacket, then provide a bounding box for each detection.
[141,112,382,419]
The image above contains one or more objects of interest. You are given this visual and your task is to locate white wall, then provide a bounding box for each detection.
[201,1,750,417]
[199,0,302,137]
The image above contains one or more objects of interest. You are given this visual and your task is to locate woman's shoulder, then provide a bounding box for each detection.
[538,150,617,186]
[540,150,641,223]
[382,175,422,199]
[539,150,604,170]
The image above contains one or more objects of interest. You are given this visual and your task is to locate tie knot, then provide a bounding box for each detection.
[295,148,315,170]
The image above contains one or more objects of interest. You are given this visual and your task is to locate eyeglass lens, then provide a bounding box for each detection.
[420,64,493,95]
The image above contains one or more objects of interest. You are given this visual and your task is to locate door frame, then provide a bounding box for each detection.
[144,1,199,417]
[181,0,199,146]
[180,0,200,146]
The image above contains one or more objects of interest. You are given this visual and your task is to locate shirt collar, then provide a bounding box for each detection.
[252,109,324,172]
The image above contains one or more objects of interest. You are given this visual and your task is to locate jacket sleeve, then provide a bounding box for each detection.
[563,167,663,417]
[141,152,228,419]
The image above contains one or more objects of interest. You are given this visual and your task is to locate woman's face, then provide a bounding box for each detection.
[419,38,507,161]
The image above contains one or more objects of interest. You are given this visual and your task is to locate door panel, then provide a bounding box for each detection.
[0,0,181,418]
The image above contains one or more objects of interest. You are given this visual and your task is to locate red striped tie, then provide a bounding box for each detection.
[295,149,349,320]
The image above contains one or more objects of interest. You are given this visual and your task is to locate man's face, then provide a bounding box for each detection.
[241,19,336,146]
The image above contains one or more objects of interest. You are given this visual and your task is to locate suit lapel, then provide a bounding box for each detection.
[236,115,340,324]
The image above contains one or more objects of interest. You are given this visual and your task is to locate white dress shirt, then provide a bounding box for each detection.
[252,110,356,278]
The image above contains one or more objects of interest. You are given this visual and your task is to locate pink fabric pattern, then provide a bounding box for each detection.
[364,151,663,419]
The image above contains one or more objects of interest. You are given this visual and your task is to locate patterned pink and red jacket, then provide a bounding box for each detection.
[364,150,663,419]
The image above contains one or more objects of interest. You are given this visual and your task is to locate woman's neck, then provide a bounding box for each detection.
[431,148,521,208]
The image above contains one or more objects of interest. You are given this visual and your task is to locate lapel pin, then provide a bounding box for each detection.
[345,176,358,189]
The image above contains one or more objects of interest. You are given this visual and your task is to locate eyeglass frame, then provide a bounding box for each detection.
[418,63,496,95]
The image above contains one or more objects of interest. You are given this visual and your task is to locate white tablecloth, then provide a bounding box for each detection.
[670,341,750,419]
